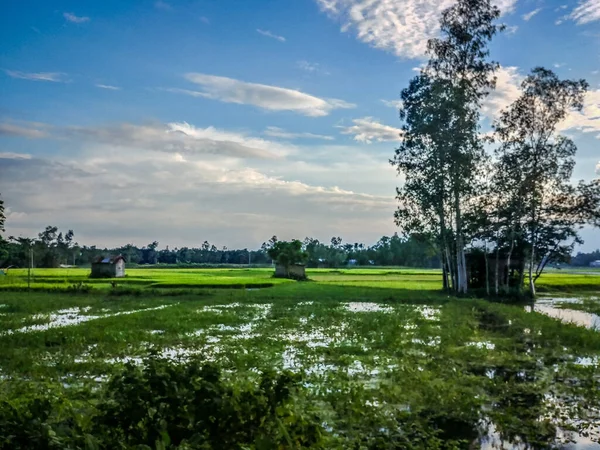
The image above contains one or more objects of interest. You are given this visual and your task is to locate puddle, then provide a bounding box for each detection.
[2,305,174,335]
[414,305,441,321]
[411,337,441,347]
[106,345,216,366]
[467,341,496,350]
[574,356,599,366]
[528,304,600,330]
[344,302,393,313]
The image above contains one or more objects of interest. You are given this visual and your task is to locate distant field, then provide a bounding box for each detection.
[0,267,447,291]
[1,265,597,293]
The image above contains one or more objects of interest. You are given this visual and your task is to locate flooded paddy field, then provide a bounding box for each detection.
[0,270,599,448]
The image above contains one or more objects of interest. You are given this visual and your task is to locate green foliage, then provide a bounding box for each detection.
[0,358,325,449]
[268,241,308,280]
[0,194,5,235]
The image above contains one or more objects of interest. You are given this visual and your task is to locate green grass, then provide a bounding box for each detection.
[2,266,597,293]
[0,268,599,447]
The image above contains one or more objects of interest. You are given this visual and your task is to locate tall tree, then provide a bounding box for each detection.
[493,67,598,296]
[0,195,6,263]
[0,194,5,236]
[392,0,503,293]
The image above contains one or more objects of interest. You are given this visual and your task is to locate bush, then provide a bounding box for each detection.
[0,357,326,449]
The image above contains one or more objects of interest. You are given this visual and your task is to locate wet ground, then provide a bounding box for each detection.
[1,291,599,448]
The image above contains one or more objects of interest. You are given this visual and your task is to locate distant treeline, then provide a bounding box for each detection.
[570,250,600,267]
[0,225,441,269]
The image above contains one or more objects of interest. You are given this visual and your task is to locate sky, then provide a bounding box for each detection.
[0,0,599,251]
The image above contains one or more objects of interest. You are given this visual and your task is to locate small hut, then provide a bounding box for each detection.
[274,263,306,280]
[90,255,125,278]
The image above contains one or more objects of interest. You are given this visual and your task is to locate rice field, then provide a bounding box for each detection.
[0,267,599,448]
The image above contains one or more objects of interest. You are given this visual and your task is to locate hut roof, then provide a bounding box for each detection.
[92,255,125,264]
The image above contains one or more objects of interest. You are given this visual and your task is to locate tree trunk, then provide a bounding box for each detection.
[445,246,455,292]
[505,236,515,293]
[494,245,500,296]
[454,191,467,294]
[442,260,449,290]
[528,246,536,298]
[484,242,490,296]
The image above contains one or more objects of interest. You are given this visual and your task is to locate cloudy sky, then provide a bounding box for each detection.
[1,0,599,251]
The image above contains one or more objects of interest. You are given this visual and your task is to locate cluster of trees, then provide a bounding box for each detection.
[391,0,600,296]
[571,250,600,267]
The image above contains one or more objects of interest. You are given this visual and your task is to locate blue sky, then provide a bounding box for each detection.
[1,0,599,251]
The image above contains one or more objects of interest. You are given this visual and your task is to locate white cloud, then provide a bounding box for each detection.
[64,121,292,159]
[154,1,172,11]
[63,12,90,23]
[314,0,517,59]
[0,152,32,160]
[560,89,600,135]
[569,0,600,24]
[482,66,522,121]
[4,70,67,82]
[554,63,565,68]
[0,120,294,160]
[480,67,600,137]
[0,122,49,139]
[381,99,403,109]
[297,61,329,74]
[505,25,519,34]
[264,126,334,140]
[522,8,541,21]
[596,161,600,174]
[339,117,403,143]
[257,29,286,42]
[95,84,120,90]
[0,125,397,248]
[171,73,355,117]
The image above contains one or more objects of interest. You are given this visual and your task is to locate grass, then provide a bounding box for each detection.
[0,267,599,447]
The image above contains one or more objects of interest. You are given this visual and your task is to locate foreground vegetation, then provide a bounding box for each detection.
[0,268,599,449]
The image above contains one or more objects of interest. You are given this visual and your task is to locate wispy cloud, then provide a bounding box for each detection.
[168,73,355,117]
[339,117,403,143]
[296,60,329,74]
[257,29,286,42]
[4,70,67,82]
[314,0,517,59]
[522,8,542,21]
[553,63,565,68]
[154,1,172,11]
[0,122,49,139]
[596,161,600,174]
[482,66,600,138]
[569,0,600,24]
[264,126,334,140]
[0,152,32,160]
[63,12,90,23]
[95,84,121,90]
[381,99,403,109]
[505,25,518,34]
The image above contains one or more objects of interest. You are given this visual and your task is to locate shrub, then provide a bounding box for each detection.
[0,358,326,449]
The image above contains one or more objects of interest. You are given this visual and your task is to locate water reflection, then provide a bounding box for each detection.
[525,298,600,330]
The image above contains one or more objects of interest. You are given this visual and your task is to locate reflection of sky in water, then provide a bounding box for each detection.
[528,298,600,330]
